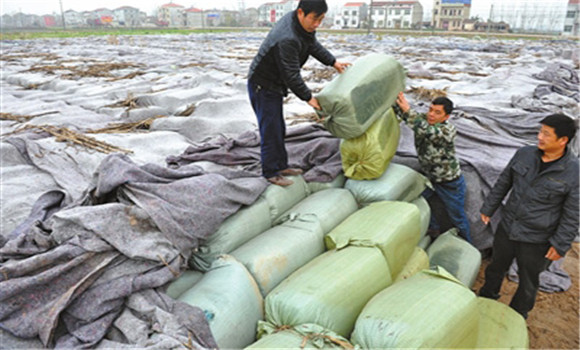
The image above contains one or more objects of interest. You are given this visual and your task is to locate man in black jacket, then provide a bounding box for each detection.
[479,113,579,319]
[248,0,349,186]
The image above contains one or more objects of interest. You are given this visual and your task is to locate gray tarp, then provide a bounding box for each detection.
[0,150,268,348]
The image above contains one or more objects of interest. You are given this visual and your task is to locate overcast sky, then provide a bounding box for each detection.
[1,0,569,24]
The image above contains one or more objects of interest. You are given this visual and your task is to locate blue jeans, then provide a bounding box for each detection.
[422,174,472,243]
[247,80,288,178]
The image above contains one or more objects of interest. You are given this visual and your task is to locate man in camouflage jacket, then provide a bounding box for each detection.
[394,92,472,243]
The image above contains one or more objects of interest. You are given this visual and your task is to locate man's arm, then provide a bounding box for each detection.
[480,152,518,220]
[393,92,424,126]
[548,179,580,258]
[275,39,312,102]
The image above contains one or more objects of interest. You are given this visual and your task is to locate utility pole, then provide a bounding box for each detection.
[59,0,66,29]
[487,4,493,34]
[367,0,374,35]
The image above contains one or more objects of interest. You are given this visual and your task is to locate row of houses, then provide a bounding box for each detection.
[1,0,578,36]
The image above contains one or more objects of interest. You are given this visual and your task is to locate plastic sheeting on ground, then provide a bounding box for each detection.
[325,201,421,279]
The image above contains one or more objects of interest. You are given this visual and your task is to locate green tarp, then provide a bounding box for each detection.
[318,53,406,140]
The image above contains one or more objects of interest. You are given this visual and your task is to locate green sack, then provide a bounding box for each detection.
[178,255,263,350]
[307,173,346,194]
[417,235,433,251]
[426,229,482,289]
[325,201,421,279]
[318,53,406,139]
[275,188,359,234]
[190,197,272,271]
[165,270,203,299]
[476,297,529,349]
[410,196,431,239]
[351,267,479,349]
[231,216,325,297]
[248,322,353,349]
[265,246,392,338]
[394,247,430,283]
[345,163,430,206]
[340,108,400,180]
[260,175,310,222]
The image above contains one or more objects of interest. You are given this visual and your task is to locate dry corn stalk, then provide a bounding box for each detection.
[87,115,165,134]
[8,124,132,154]
[408,86,448,101]
[0,111,58,123]
[105,93,139,110]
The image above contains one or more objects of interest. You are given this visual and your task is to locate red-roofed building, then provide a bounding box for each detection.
[563,0,579,36]
[335,2,368,29]
[158,2,185,27]
[185,7,203,27]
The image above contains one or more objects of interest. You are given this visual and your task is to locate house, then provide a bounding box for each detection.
[386,1,423,29]
[41,15,58,27]
[114,6,141,27]
[64,10,85,28]
[158,2,185,27]
[563,0,579,36]
[473,20,510,33]
[258,0,298,26]
[335,2,368,29]
[185,7,203,27]
[432,0,471,31]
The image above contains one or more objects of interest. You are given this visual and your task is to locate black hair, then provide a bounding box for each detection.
[540,113,577,144]
[431,97,454,115]
[298,0,328,16]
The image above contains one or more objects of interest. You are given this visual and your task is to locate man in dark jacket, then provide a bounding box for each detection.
[479,113,579,319]
[248,0,349,186]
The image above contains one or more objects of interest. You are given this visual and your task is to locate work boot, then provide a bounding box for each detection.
[279,168,303,176]
[267,175,293,187]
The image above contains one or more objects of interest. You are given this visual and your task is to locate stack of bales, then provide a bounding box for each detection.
[164,53,528,350]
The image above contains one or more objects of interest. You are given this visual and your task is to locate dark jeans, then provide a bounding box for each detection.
[479,222,551,319]
[422,174,472,243]
[247,80,288,178]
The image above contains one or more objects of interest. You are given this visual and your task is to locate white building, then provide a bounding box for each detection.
[185,7,203,27]
[369,1,423,29]
[114,6,141,27]
[335,2,368,29]
[563,0,580,36]
[158,2,185,27]
[64,10,85,28]
[432,0,471,31]
[258,0,298,26]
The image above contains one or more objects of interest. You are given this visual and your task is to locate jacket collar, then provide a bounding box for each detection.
[292,10,316,41]
[536,146,572,173]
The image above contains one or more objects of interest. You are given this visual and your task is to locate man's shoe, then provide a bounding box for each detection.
[279,168,303,176]
[267,175,294,187]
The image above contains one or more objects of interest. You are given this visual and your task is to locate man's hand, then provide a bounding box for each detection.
[333,61,351,74]
[396,92,410,113]
[308,97,321,110]
[481,213,490,225]
[545,246,562,261]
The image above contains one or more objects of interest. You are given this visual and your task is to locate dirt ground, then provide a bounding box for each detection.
[472,242,580,349]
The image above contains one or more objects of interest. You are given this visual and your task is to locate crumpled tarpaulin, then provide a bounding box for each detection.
[0,152,268,349]
[167,123,343,183]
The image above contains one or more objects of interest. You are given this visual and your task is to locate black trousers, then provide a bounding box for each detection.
[479,222,551,319]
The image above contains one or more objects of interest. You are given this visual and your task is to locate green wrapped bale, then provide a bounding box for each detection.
[265,246,392,338]
[178,255,263,350]
[476,297,529,349]
[307,173,346,194]
[410,196,431,239]
[190,197,272,271]
[231,216,325,297]
[426,229,482,289]
[351,267,479,349]
[340,108,400,180]
[275,188,358,234]
[165,270,203,299]
[260,175,310,222]
[325,201,421,279]
[318,53,406,139]
[247,322,354,349]
[345,163,430,206]
[394,247,430,283]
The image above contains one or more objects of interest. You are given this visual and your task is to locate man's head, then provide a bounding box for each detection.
[297,0,327,33]
[538,113,577,153]
[427,97,453,125]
